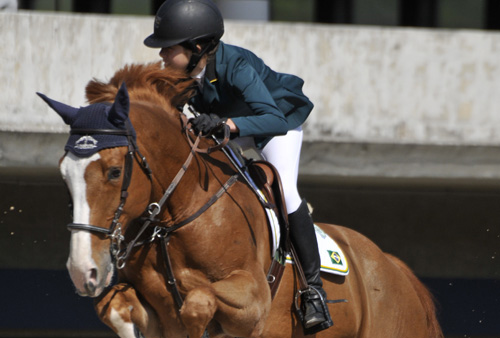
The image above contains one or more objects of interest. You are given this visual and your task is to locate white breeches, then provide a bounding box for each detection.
[233,126,303,214]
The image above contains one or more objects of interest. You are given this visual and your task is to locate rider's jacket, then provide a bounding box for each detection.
[190,41,314,148]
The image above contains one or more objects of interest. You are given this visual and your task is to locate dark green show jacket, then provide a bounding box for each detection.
[190,41,314,149]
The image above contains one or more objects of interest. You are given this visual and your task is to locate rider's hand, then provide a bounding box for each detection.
[190,113,227,136]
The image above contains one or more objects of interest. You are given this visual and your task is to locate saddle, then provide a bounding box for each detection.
[224,141,289,298]
[248,161,289,248]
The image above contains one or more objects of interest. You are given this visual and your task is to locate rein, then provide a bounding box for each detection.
[67,114,235,270]
[115,125,237,269]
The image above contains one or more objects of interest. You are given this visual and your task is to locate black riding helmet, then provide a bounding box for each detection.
[144,0,224,72]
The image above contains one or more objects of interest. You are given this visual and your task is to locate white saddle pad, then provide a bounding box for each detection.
[285,224,349,276]
[258,188,349,276]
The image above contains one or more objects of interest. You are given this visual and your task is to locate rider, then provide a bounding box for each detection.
[144,0,332,334]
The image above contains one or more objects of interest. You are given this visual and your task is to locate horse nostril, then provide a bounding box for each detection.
[85,281,97,295]
[84,268,98,295]
[89,268,97,281]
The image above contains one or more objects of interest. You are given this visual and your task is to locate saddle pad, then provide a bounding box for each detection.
[264,203,281,256]
[285,225,349,276]
[261,203,349,276]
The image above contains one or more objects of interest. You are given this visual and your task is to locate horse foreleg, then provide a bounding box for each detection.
[180,270,271,338]
[94,283,162,338]
[179,285,217,338]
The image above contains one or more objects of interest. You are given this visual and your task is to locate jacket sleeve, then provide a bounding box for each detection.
[226,56,289,138]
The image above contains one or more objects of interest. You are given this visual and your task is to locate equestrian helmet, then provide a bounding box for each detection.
[144,0,224,49]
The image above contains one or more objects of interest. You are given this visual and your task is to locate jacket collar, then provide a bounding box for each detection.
[199,52,221,107]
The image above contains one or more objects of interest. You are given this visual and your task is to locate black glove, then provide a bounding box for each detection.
[190,113,227,136]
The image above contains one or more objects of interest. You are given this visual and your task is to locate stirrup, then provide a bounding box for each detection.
[294,287,334,335]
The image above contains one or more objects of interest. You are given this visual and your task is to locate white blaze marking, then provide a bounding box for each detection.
[61,152,101,290]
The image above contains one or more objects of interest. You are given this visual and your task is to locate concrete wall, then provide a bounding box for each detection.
[2,11,500,143]
[2,11,500,181]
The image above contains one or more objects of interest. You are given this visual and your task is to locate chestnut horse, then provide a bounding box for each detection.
[40,62,442,338]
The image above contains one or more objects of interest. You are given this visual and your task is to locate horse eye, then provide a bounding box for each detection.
[108,167,122,180]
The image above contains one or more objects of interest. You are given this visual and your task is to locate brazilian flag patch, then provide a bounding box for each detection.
[328,250,342,265]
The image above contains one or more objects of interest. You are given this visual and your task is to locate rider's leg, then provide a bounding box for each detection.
[288,199,333,332]
[260,127,333,333]
[259,127,303,213]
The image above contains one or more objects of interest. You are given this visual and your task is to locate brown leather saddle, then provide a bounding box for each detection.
[222,140,290,298]
[247,160,290,298]
[247,160,289,246]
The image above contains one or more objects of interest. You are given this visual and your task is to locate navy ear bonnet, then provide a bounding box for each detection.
[37,83,136,157]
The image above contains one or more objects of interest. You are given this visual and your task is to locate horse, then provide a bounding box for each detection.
[39,62,443,338]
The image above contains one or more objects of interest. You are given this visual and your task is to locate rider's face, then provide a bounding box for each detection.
[159,45,191,71]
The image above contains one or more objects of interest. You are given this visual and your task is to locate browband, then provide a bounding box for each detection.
[70,129,131,136]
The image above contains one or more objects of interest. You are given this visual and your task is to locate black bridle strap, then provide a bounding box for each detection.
[165,174,239,234]
[67,223,112,234]
[161,234,184,309]
[66,130,151,237]
[70,129,130,136]
[115,134,203,267]
[108,146,134,233]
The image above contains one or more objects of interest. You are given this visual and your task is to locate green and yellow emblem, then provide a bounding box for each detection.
[328,250,342,265]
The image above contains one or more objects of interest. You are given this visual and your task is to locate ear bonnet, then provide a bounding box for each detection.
[37,83,136,157]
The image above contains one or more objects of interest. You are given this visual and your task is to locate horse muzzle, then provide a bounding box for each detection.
[67,256,114,297]
[67,229,115,297]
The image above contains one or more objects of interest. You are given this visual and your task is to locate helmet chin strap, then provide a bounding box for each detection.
[185,39,218,73]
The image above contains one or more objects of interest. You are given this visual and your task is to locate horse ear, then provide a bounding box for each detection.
[36,92,79,125]
[108,83,130,128]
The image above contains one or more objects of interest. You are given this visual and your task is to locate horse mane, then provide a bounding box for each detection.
[85,62,196,110]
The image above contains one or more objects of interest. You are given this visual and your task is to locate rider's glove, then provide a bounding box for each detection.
[190,113,227,137]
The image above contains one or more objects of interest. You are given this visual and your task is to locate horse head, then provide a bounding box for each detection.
[38,83,153,297]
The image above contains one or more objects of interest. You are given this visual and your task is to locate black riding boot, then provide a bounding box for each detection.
[288,200,333,334]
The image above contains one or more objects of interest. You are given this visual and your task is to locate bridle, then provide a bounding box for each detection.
[66,125,152,257]
[66,114,232,269]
